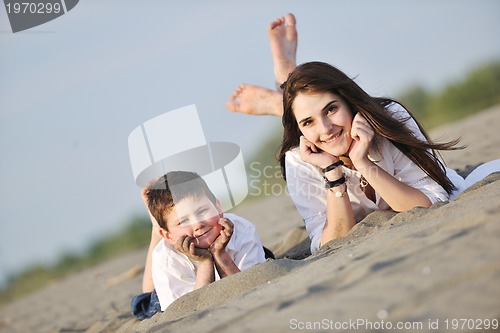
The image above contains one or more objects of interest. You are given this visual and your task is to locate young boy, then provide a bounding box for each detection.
[131,171,267,319]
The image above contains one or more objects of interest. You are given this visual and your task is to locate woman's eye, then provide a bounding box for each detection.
[326,105,337,114]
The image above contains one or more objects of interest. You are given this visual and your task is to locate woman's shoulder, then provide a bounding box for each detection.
[285,147,316,167]
[284,147,304,168]
[284,147,323,182]
[285,146,300,158]
[285,147,313,167]
[383,100,410,119]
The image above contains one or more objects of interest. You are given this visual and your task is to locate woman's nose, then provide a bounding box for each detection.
[319,116,333,134]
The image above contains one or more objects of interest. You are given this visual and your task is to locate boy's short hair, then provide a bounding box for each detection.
[146,171,217,230]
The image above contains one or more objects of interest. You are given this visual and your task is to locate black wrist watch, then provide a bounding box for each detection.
[323,173,346,189]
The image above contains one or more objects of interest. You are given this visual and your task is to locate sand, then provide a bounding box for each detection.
[1,106,499,333]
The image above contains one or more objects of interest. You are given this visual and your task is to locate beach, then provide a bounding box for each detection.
[1,106,499,333]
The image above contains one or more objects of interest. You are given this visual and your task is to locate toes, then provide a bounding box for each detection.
[226,100,240,113]
[285,13,296,26]
[269,16,285,30]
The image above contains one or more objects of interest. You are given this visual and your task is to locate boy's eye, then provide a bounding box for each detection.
[179,219,189,225]
[197,208,208,215]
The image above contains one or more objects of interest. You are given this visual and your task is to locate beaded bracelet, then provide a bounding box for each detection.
[329,183,347,197]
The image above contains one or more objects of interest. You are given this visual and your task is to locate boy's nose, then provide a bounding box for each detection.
[192,219,205,230]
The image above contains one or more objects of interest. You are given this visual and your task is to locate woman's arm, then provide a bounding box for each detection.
[356,160,432,211]
[299,136,357,246]
[322,167,356,245]
[350,114,432,211]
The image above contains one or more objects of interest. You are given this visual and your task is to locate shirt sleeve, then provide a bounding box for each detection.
[386,139,449,204]
[152,241,196,311]
[285,149,327,253]
[386,102,451,203]
[225,214,266,270]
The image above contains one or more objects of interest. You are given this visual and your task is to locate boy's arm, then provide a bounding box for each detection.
[195,259,215,289]
[176,236,215,289]
[210,218,240,278]
[212,251,240,278]
[141,187,162,293]
[143,225,162,292]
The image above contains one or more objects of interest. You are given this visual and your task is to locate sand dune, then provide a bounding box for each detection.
[1,106,499,333]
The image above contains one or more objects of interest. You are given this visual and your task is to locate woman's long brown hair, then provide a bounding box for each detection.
[278,61,461,194]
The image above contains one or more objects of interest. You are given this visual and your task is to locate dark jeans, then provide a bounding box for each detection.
[131,289,161,320]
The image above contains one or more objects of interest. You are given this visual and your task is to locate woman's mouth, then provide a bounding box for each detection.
[321,130,342,144]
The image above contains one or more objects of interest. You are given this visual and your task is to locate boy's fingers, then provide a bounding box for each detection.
[175,236,186,252]
[220,218,234,231]
[182,236,193,251]
[218,218,228,229]
[219,231,229,242]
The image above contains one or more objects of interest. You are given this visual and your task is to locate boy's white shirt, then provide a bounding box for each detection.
[152,213,266,311]
[285,102,467,254]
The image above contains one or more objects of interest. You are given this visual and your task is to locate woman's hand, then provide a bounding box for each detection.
[299,136,338,169]
[349,113,374,168]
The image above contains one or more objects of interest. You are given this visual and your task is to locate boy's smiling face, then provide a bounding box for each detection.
[162,195,223,249]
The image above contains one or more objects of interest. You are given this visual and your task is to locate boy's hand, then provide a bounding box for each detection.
[209,218,234,254]
[176,236,212,262]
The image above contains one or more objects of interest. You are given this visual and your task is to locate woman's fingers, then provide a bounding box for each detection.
[351,114,373,142]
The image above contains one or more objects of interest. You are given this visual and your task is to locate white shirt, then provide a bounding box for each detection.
[285,102,465,254]
[152,213,266,311]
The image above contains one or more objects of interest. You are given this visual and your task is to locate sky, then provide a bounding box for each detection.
[0,0,499,287]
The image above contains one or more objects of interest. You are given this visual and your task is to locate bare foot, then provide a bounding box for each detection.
[226,84,283,116]
[269,13,298,90]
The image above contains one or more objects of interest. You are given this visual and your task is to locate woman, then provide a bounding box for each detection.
[278,61,468,253]
[227,14,499,254]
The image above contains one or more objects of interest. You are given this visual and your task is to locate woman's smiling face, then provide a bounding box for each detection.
[293,91,354,157]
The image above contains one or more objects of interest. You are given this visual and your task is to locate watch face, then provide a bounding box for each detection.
[322,176,329,188]
[323,174,346,189]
